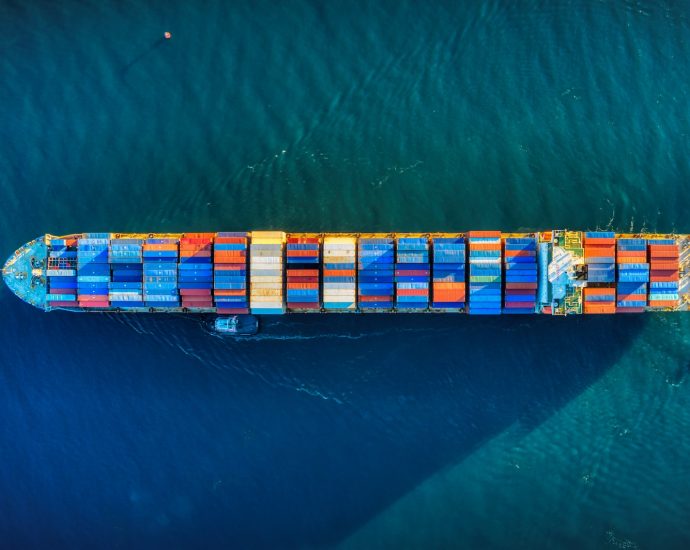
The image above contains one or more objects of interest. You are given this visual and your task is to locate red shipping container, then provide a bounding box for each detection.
[214,237,246,244]
[180,251,212,258]
[287,276,319,283]
[649,261,679,270]
[183,233,215,239]
[48,301,78,307]
[616,307,645,313]
[505,283,538,289]
[79,301,110,308]
[505,301,536,308]
[359,295,393,302]
[650,272,679,281]
[287,269,319,277]
[504,289,535,295]
[180,289,212,296]
[213,257,246,264]
[396,289,429,296]
[78,294,109,302]
[287,303,320,309]
[287,237,320,244]
[394,270,430,277]
[504,250,536,258]
[216,308,250,314]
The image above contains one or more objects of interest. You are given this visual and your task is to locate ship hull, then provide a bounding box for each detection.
[3,231,688,316]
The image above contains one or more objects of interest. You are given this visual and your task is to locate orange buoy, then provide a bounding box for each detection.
[164,31,172,40]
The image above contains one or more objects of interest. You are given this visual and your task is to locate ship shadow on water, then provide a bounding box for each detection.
[2,303,645,548]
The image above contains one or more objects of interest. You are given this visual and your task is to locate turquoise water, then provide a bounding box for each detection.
[2,1,690,547]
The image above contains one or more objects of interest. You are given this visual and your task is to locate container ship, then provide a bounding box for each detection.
[3,231,689,316]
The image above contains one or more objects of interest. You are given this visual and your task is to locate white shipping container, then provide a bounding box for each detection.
[251,304,285,310]
[47,269,77,277]
[323,289,356,296]
[250,257,283,264]
[323,283,356,290]
[250,277,283,284]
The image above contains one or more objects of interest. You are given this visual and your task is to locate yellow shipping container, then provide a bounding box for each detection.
[250,293,283,300]
[323,237,356,244]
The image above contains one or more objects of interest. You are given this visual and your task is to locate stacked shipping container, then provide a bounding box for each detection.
[503,237,537,313]
[468,232,502,315]
[431,237,466,310]
[286,236,320,310]
[77,235,110,308]
[214,232,249,314]
[583,287,616,314]
[648,239,680,309]
[584,232,616,283]
[323,237,356,310]
[250,231,285,314]
[178,234,214,309]
[395,238,430,310]
[616,238,648,313]
[46,238,78,307]
[109,238,144,308]
[358,238,395,310]
[143,238,179,308]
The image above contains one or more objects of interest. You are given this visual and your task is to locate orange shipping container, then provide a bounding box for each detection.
[649,261,679,270]
[286,283,319,289]
[286,250,319,257]
[287,269,319,277]
[469,243,502,251]
[143,244,178,251]
[582,238,615,245]
[648,300,679,307]
[213,289,247,296]
[432,282,465,289]
[584,304,616,314]
[323,269,355,277]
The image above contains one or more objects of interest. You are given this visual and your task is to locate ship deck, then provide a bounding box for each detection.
[2,236,48,310]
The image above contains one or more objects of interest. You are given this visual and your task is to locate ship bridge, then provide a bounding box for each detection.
[2,236,48,311]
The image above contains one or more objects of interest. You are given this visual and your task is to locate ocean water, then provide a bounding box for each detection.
[1,0,690,547]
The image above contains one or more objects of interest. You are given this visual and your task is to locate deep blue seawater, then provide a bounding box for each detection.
[2,1,690,547]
